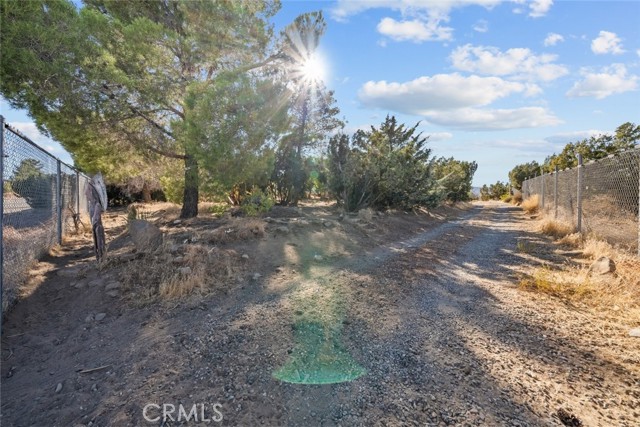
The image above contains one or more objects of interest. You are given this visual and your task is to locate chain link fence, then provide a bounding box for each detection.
[1,116,92,313]
[522,148,640,254]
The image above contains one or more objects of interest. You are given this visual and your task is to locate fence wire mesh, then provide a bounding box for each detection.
[2,120,91,312]
[522,149,640,253]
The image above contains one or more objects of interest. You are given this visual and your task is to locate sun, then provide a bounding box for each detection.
[298,53,327,86]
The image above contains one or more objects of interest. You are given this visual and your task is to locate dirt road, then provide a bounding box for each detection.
[1,202,638,426]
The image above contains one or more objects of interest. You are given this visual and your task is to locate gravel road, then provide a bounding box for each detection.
[1,202,637,426]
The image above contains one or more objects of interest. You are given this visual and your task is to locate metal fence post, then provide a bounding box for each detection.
[638,155,640,257]
[76,170,80,217]
[56,159,62,245]
[541,169,545,211]
[0,115,5,330]
[554,165,558,220]
[577,154,583,233]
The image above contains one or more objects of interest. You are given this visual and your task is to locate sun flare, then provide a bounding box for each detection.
[298,53,327,85]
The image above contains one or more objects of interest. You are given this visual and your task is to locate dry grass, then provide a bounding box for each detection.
[520,216,640,321]
[197,218,265,244]
[511,193,523,205]
[119,242,240,302]
[540,219,574,239]
[521,195,540,214]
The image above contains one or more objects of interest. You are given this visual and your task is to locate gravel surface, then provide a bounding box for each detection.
[1,202,638,426]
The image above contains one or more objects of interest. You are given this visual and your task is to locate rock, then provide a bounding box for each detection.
[85,314,94,322]
[173,219,182,225]
[55,383,63,393]
[178,267,192,275]
[105,281,121,291]
[242,254,249,260]
[171,256,185,265]
[275,226,290,234]
[94,313,107,321]
[629,328,640,337]
[106,290,119,298]
[88,278,104,287]
[73,282,85,289]
[323,221,333,228]
[128,219,163,253]
[314,254,324,261]
[252,273,262,280]
[589,256,616,275]
[358,208,374,222]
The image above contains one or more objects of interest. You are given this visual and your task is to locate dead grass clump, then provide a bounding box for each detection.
[518,268,593,299]
[511,193,523,205]
[540,219,574,239]
[520,231,640,321]
[557,232,583,248]
[521,194,540,214]
[119,242,239,302]
[198,218,265,244]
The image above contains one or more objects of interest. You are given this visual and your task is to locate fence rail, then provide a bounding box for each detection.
[1,116,91,315]
[522,149,640,254]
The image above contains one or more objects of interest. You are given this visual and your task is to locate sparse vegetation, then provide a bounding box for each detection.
[540,218,574,239]
[521,195,540,214]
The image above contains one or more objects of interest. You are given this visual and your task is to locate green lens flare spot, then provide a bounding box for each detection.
[273,320,366,384]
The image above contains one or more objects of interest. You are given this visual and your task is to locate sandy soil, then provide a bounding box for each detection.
[1,201,638,426]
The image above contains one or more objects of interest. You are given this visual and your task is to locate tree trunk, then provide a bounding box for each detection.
[142,181,152,203]
[180,155,199,218]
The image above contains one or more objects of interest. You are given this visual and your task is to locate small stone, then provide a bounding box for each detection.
[73,282,85,289]
[252,273,262,280]
[106,290,119,298]
[173,219,182,225]
[91,384,98,392]
[171,256,185,265]
[94,313,106,321]
[323,221,333,228]
[314,255,324,261]
[275,226,290,234]
[629,328,640,337]
[55,383,63,393]
[589,256,616,275]
[178,267,192,275]
[242,254,249,260]
[105,282,121,291]
[85,314,94,322]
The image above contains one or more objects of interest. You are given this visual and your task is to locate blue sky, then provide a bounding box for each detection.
[2,0,639,186]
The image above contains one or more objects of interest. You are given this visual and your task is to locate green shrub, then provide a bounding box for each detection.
[241,188,274,216]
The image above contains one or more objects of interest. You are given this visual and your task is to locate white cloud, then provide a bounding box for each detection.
[421,107,561,130]
[543,32,564,46]
[428,132,454,141]
[358,73,528,113]
[566,64,638,99]
[473,19,489,33]
[544,130,610,145]
[591,31,625,55]
[527,0,553,18]
[377,17,452,42]
[358,74,560,130]
[9,122,49,145]
[331,1,550,43]
[449,44,568,82]
[636,49,640,58]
